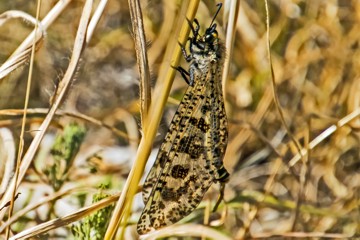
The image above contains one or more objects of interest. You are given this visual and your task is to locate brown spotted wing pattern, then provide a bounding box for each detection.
[137,4,229,234]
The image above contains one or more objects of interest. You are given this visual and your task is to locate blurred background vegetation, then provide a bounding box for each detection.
[0,0,359,239]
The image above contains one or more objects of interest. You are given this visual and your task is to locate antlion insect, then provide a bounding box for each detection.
[137,3,229,234]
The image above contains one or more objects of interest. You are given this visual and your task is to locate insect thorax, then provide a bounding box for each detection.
[191,41,224,74]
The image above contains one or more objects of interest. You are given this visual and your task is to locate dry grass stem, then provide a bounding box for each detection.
[128,0,151,133]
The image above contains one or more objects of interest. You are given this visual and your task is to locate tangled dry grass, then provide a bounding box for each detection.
[0,0,359,239]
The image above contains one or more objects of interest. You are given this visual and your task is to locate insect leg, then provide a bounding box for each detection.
[192,19,200,39]
[188,19,201,50]
[192,39,205,50]
[172,65,191,85]
[186,18,200,39]
[212,181,226,212]
[212,164,230,211]
[178,41,192,62]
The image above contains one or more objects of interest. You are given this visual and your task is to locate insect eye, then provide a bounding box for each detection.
[205,34,213,42]
[205,30,218,43]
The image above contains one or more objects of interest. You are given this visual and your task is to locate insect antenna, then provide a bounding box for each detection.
[209,3,222,28]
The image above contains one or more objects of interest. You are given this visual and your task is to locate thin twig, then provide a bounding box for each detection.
[289,107,360,167]
[0,108,132,142]
[5,1,42,238]
[264,0,304,160]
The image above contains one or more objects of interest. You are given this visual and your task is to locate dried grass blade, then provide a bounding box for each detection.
[0,0,72,80]
[0,0,93,222]
[9,193,119,240]
[129,0,151,133]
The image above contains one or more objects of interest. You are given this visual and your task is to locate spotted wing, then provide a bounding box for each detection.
[137,65,226,234]
[140,64,211,204]
[207,63,229,181]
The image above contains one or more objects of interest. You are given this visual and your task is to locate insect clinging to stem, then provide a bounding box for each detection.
[137,3,229,234]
